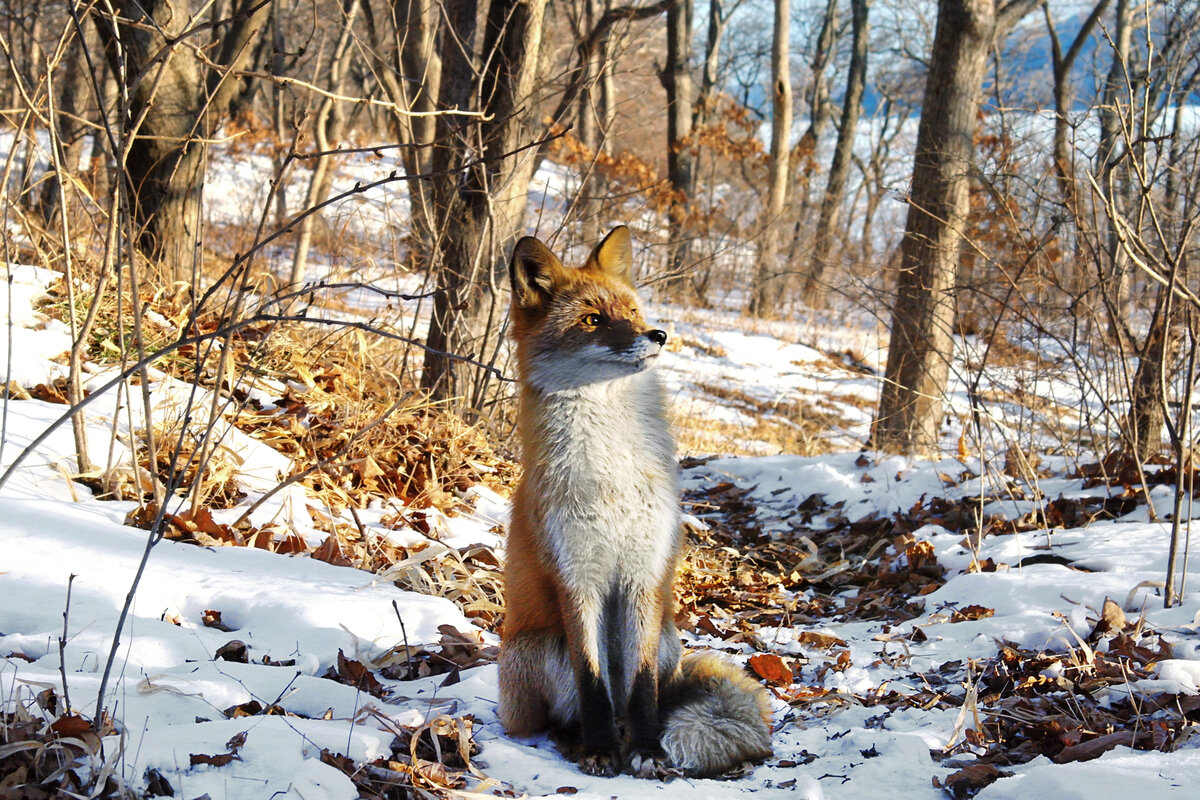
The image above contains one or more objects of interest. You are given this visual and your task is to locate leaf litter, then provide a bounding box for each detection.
[4,264,1200,799]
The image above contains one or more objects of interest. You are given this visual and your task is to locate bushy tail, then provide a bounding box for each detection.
[659,652,773,777]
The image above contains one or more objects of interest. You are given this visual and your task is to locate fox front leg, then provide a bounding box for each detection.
[624,663,666,777]
[622,595,677,777]
[573,664,622,776]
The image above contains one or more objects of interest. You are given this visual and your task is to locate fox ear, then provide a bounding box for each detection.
[586,226,634,286]
[510,236,565,309]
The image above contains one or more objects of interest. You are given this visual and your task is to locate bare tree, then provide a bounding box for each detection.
[661,0,695,297]
[290,0,364,286]
[1043,0,1111,220]
[368,0,444,266]
[97,0,270,284]
[872,0,1039,456]
[1095,0,1136,338]
[419,0,550,404]
[803,0,870,307]
[747,0,792,316]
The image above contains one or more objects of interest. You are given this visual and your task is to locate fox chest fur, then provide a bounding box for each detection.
[518,371,680,601]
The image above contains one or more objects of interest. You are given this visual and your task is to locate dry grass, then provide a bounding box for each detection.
[673,381,851,457]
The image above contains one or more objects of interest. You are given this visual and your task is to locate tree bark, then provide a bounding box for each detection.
[101,0,268,284]
[661,0,695,298]
[781,0,837,265]
[389,0,443,267]
[872,0,1038,455]
[1127,284,1173,462]
[290,0,362,286]
[1096,0,1135,343]
[420,0,548,404]
[747,0,792,317]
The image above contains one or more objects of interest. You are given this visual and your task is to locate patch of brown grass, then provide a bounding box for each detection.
[673,382,850,457]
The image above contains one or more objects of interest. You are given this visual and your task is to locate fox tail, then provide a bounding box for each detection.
[659,652,774,777]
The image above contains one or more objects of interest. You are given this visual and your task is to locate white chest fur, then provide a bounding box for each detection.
[521,370,679,597]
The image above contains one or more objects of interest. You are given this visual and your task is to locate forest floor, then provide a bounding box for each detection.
[2,258,1199,800]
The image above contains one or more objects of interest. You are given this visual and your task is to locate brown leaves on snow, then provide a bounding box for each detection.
[189,730,248,767]
[317,714,487,796]
[0,704,118,796]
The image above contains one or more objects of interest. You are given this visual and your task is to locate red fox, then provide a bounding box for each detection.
[498,226,772,778]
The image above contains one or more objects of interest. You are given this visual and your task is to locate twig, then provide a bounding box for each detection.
[59,574,75,716]
[392,600,414,681]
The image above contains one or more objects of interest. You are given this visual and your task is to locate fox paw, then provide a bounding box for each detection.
[577,751,620,777]
[626,750,668,779]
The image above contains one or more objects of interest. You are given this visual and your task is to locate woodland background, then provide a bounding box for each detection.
[2,0,1198,463]
[2,0,1200,795]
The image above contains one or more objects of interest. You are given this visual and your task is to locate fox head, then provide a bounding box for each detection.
[509,226,668,391]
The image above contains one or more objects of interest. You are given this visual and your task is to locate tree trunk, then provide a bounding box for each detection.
[661,0,695,298]
[1096,0,1134,342]
[697,0,724,126]
[747,0,792,317]
[102,0,268,284]
[803,0,870,308]
[780,0,838,277]
[575,0,610,243]
[391,0,443,267]
[290,0,362,286]
[1127,285,1174,462]
[872,0,1038,456]
[420,0,548,403]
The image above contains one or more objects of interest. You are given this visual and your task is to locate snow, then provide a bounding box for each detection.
[3,225,1200,799]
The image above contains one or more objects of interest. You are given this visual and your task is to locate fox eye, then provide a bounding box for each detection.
[582,313,604,327]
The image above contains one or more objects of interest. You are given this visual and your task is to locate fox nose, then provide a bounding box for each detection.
[646,329,667,346]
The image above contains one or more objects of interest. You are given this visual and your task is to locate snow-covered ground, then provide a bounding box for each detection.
[3,254,1200,799]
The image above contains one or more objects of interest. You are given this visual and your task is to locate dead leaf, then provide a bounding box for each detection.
[938,763,1008,798]
[1053,731,1144,763]
[189,730,247,767]
[1089,597,1127,640]
[950,604,995,623]
[748,653,794,686]
[906,540,937,572]
[215,640,248,663]
[203,609,234,632]
[50,714,91,737]
[957,431,971,462]
[313,536,353,567]
[324,649,388,698]
[30,382,68,404]
[796,630,848,649]
[437,625,500,669]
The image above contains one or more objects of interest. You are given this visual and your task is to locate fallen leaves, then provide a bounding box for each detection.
[0,707,116,797]
[796,630,848,649]
[948,605,995,623]
[315,713,489,797]
[935,763,1008,798]
[234,386,517,514]
[190,731,248,767]
[680,461,1197,795]
[324,650,389,698]
[202,609,234,632]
